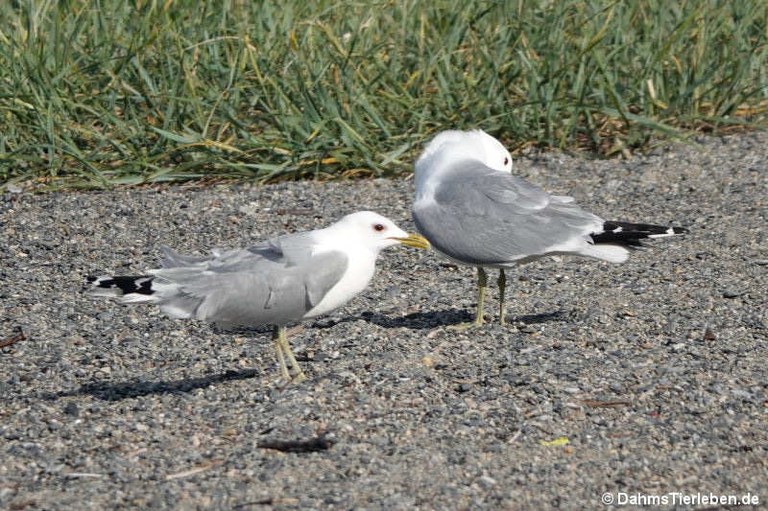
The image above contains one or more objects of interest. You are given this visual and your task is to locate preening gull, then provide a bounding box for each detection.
[412,129,687,326]
[86,211,430,382]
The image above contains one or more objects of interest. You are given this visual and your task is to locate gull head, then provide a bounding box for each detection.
[416,129,513,175]
[414,130,513,198]
[331,211,430,252]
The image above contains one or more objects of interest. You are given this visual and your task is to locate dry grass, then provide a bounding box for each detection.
[1,0,767,189]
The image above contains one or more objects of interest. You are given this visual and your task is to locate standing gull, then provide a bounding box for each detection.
[86,211,430,382]
[412,129,687,326]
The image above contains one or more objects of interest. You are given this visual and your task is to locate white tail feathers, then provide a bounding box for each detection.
[579,243,630,263]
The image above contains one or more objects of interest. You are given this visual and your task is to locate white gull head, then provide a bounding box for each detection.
[414,129,513,203]
[321,211,429,253]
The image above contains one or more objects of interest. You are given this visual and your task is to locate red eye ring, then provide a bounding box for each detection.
[373,223,385,232]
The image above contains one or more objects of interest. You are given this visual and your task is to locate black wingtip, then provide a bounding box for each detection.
[592,221,688,247]
[85,275,155,295]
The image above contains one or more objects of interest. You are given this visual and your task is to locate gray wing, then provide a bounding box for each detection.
[153,239,348,327]
[413,161,604,265]
[160,228,325,270]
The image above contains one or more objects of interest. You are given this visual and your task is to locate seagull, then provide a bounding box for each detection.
[412,129,687,326]
[85,211,430,382]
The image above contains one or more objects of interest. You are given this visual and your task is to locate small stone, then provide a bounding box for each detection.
[478,475,497,489]
[456,383,472,393]
[63,402,79,417]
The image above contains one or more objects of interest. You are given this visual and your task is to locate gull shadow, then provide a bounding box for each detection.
[513,309,568,324]
[361,308,567,329]
[359,309,473,329]
[307,310,473,331]
[46,368,261,402]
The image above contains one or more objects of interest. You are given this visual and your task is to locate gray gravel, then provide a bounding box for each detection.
[2,132,767,510]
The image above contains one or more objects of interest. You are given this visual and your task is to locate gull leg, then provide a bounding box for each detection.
[278,329,306,383]
[446,267,488,330]
[498,269,507,325]
[272,326,290,380]
[474,267,488,326]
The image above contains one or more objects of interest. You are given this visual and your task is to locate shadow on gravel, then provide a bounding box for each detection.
[306,309,473,330]
[360,308,566,329]
[45,368,261,401]
[360,309,473,329]
[515,310,568,324]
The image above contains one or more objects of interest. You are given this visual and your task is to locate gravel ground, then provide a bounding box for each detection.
[2,132,767,510]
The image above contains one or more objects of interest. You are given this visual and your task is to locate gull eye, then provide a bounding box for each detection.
[503,157,509,166]
[373,223,385,232]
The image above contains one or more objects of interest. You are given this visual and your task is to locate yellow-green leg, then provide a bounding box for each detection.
[498,269,507,325]
[474,267,488,326]
[273,327,290,380]
[446,267,488,330]
[272,326,306,383]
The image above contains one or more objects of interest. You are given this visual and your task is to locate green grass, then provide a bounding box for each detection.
[1,0,767,189]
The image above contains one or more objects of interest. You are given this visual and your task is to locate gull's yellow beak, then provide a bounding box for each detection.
[392,232,431,250]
